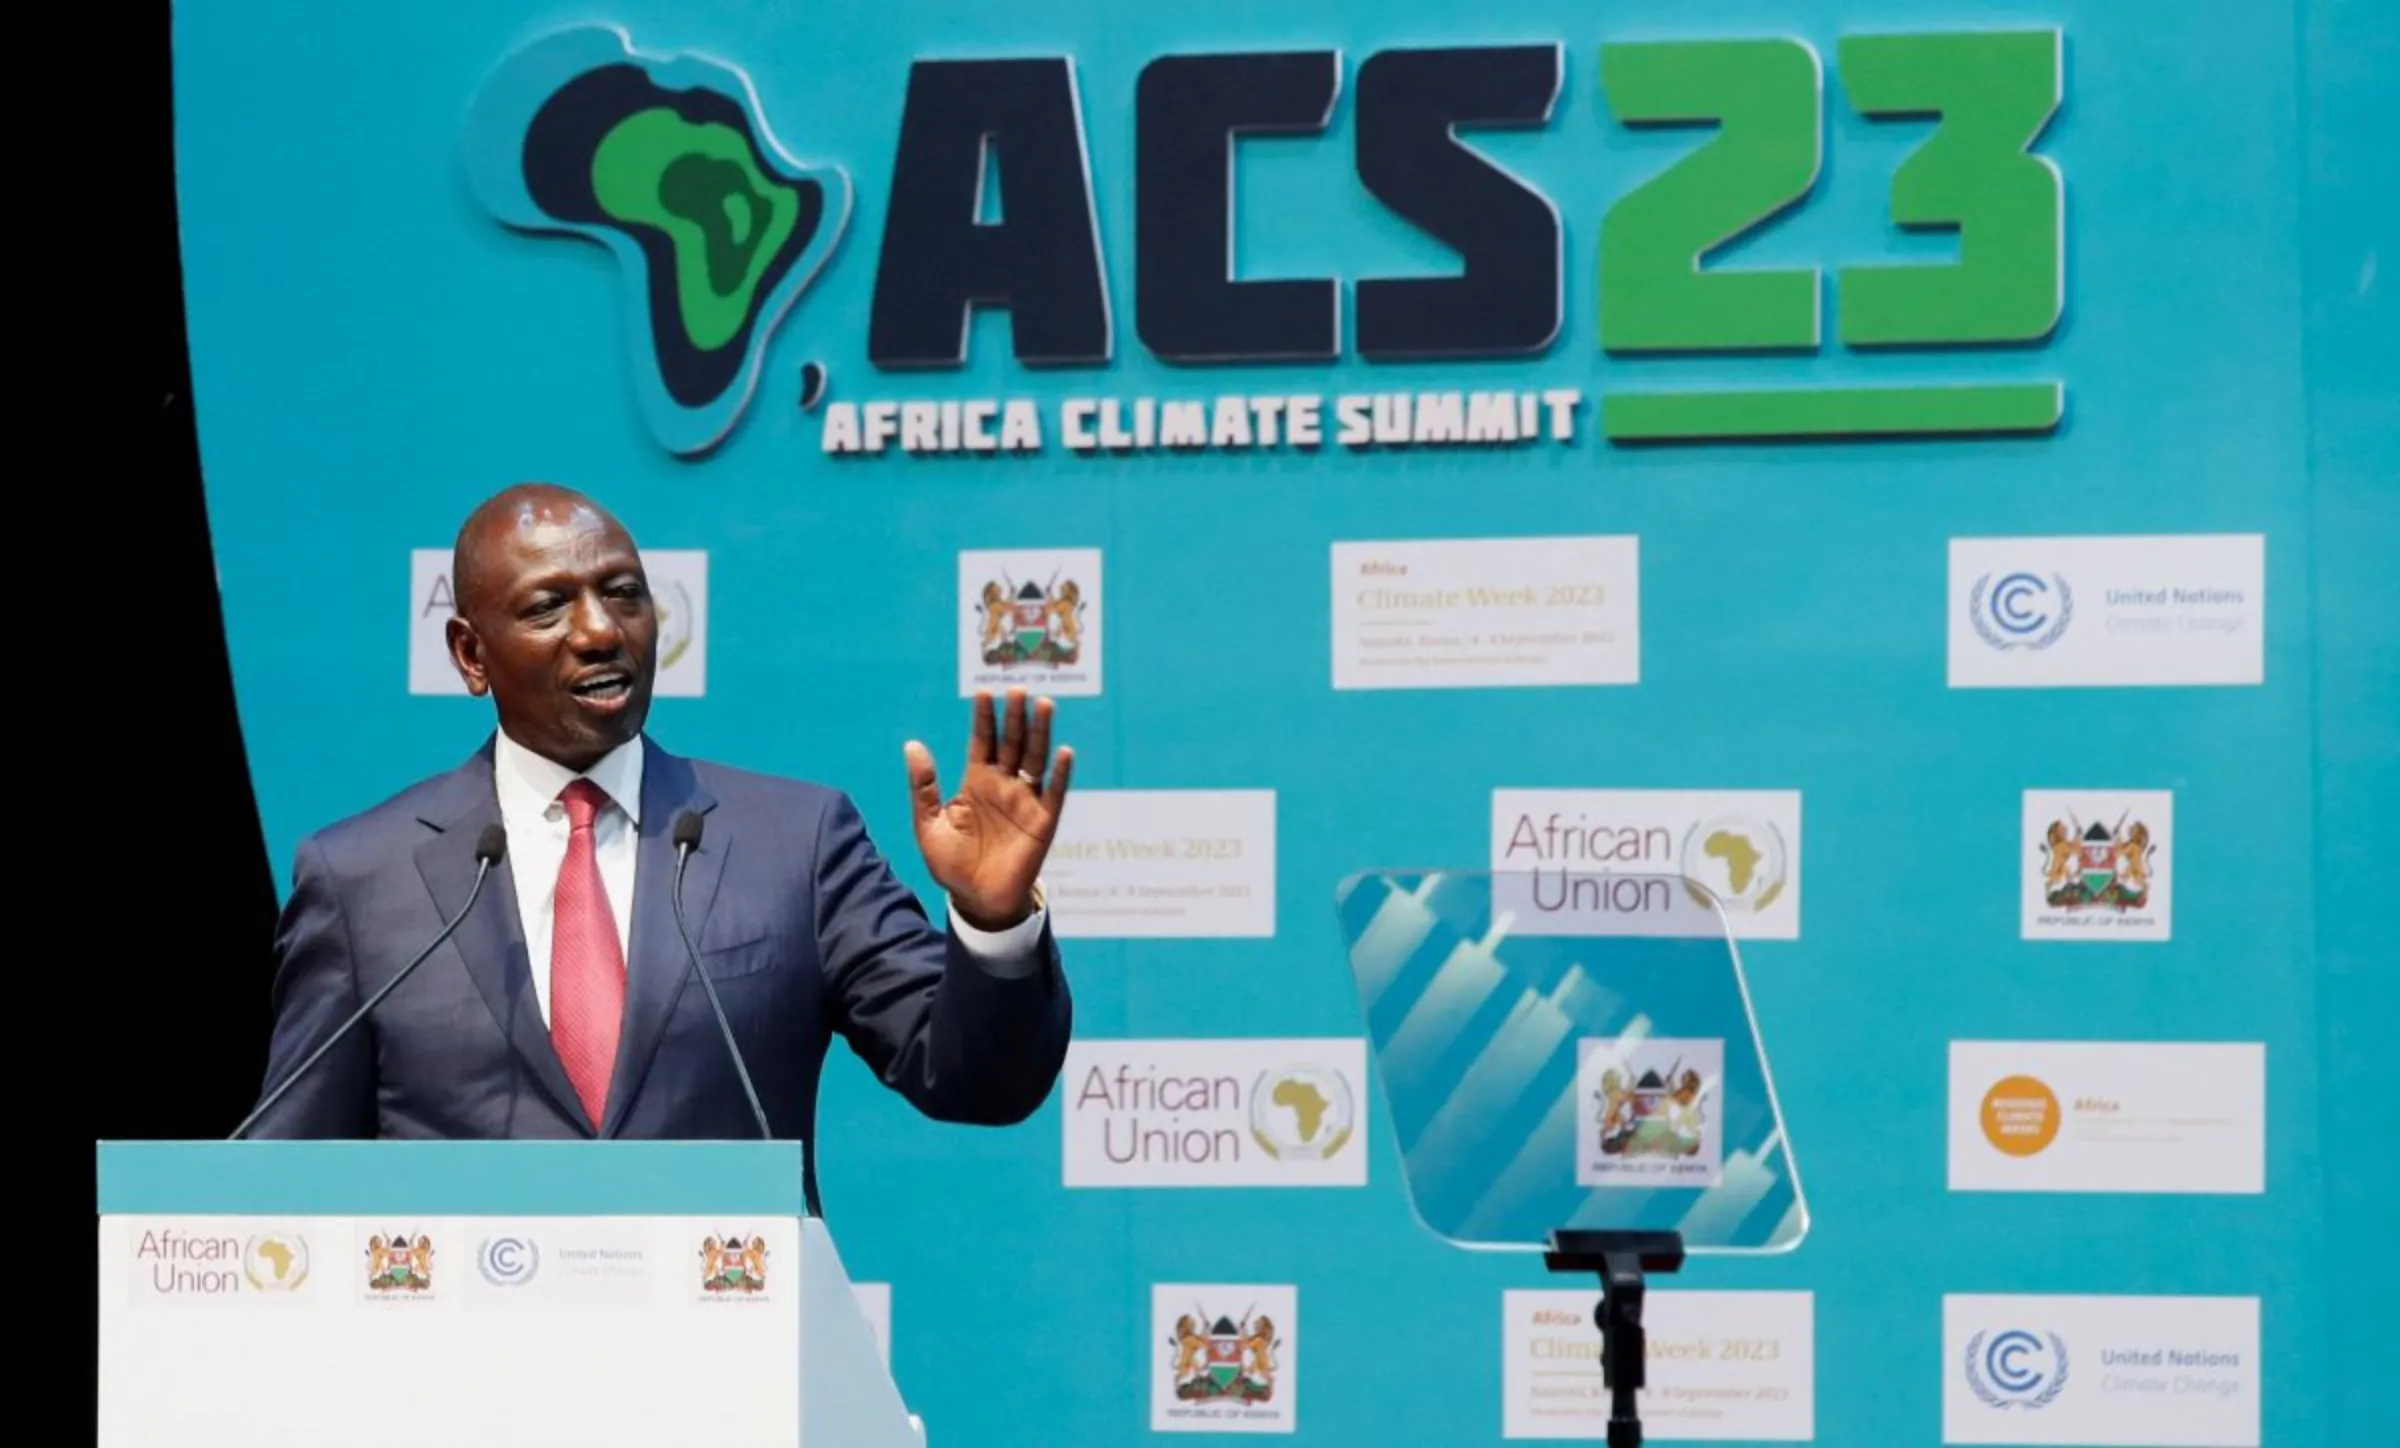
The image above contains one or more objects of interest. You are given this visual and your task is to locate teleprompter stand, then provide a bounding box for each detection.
[1543,1229,1686,1448]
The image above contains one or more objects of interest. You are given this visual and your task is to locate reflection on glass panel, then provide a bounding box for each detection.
[1336,870,1808,1254]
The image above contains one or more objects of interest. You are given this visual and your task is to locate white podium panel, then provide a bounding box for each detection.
[99,1213,916,1447]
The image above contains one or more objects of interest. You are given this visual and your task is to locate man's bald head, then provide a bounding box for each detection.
[443,483,657,770]
[451,483,635,619]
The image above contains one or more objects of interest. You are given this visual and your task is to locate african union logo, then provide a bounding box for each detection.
[1249,1065,1356,1162]
[462,25,853,457]
[1679,815,1788,914]
[1970,570,2074,650]
[654,576,696,671]
[242,1234,310,1292]
[477,1236,540,1287]
[1965,1328,2070,1409]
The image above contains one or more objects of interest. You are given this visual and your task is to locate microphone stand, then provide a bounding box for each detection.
[667,814,798,1210]
[672,837,774,1144]
[230,840,504,1141]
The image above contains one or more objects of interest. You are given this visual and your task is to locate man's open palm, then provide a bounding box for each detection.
[904,688,1073,930]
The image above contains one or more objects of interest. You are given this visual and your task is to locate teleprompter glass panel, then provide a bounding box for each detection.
[1335,870,1807,1254]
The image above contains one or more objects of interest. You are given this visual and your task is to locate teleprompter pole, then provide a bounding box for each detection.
[1542,1230,1685,1448]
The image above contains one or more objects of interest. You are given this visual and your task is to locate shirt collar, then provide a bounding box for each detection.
[492,729,646,827]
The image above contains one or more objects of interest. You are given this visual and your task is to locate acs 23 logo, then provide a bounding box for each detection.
[464,24,2065,456]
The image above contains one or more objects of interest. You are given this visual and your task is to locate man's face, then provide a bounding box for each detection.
[446,505,656,770]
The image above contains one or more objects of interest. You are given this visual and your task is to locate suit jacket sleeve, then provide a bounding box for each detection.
[246,835,377,1138]
[813,791,1071,1126]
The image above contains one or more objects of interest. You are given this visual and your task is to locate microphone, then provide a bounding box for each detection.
[231,824,508,1140]
[671,809,775,1148]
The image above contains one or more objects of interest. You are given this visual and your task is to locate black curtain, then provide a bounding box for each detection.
[135,1,281,1142]
[74,7,283,1431]
[75,0,286,1160]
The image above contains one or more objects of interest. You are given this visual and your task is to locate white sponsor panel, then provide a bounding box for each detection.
[2021,790,2174,941]
[1043,789,1275,938]
[409,547,709,697]
[118,1218,328,1310]
[1949,1042,2265,1194]
[958,547,1101,697]
[1064,1039,1368,1188]
[1948,535,2264,688]
[101,1216,800,1445]
[1152,1283,1298,1434]
[1330,536,1639,690]
[1942,1294,2259,1445]
[409,549,464,695]
[1503,1290,1814,1440]
[1491,789,1802,939]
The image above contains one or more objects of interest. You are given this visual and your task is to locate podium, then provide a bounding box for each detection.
[97,1140,924,1447]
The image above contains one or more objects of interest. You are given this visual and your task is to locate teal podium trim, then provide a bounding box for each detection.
[96,1140,811,1216]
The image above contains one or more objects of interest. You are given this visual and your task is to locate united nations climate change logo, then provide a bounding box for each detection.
[1679,816,1788,914]
[477,1235,540,1287]
[241,1234,309,1292]
[1249,1065,1356,1162]
[462,24,852,457]
[1965,1328,2070,1409]
[1971,570,2074,651]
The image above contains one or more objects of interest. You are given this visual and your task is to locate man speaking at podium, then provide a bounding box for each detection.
[242,484,1074,1198]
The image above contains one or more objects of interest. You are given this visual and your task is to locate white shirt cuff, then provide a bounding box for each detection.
[947,885,1048,978]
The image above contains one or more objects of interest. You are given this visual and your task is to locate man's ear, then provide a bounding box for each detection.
[445,617,490,697]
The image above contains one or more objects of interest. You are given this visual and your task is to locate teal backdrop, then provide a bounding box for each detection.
[172,1,2394,1444]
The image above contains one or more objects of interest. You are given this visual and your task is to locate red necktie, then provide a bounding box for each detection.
[551,778,625,1129]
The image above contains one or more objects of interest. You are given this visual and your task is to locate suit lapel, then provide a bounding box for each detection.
[413,746,589,1132]
[602,739,725,1137]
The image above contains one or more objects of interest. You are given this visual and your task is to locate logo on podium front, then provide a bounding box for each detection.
[476,1235,541,1287]
[364,1232,435,1295]
[699,1232,769,1298]
[242,1234,310,1293]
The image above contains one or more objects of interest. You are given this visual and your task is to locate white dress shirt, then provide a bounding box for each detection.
[491,730,1047,1026]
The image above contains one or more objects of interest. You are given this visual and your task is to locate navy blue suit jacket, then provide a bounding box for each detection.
[247,737,1072,1186]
